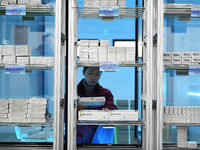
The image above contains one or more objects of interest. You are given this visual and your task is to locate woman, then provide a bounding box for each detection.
[77,67,117,144]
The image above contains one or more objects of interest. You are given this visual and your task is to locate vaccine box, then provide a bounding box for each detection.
[89,46,98,54]
[0,118,8,123]
[28,104,46,109]
[27,118,45,123]
[163,57,171,64]
[29,0,41,5]
[101,0,109,6]
[192,57,200,63]
[79,97,105,107]
[181,57,191,64]
[108,47,117,53]
[126,47,135,54]
[186,107,190,115]
[109,110,139,121]
[89,40,99,46]
[92,0,100,6]
[100,40,109,46]
[43,57,54,67]
[0,55,2,63]
[117,47,126,53]
[181,52,192,57]
[78,110,109,121]
[9,99,28,104]
[109,0,117,6]
[3,56,16,64]
[80,40,90,46]
[163,52,171,57]
[0,113,8,118]
[187,141,197,149]
[9,108,27,114]
[9,103,27,109]
[18,0,30,4]
[27,113,45,119]
[16,45,31,57]
[0,99,8,104]
[8,113,26,118]
[172,52,181,57]
[9,117,27,123]
[17,57,30,64]
[172,57,181,64]
[3,45,15,56]
[192,52,200,57]
[84,0,92,6]
[28,108,46,114]
[30,57,43,65]
[118,0,126,6]
[28,98,48,104]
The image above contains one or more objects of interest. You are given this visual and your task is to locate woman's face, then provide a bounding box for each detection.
[83,67,101,87]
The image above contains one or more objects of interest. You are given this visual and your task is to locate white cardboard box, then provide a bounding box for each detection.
[17,57,30,64]
[16,45,31,57]
[28,108,46,114]
[27,113,45,119]
[29,0,41,5]
[18,0,30,4]
[0,108,8,113]
[101,0,109,6]
[0,99,8,104]
[172,52,181,57]
[79,97,105,107]
[9,103,27,109]
[9,117,27,123]
[181,52,192,57]
[0,45,2,55]
[28,98,48,104]
[163,57,171,64]
[163,52,171,57]
[27,118,45,123]
[28,104,46,109]
[92,0,100,6]
[0,55,2,63]
[118,0,126,6]
[43,57,54,67]
[30,57,43,65]
[9,108,27,114]
[181,57,191,64]
[100,40,109,46]
[117,47,126,53]
[3,56,16,64]
[84,0,92,6]
[0,118,8,123]
[192,52,200,57]
[89,40,99,46]
[192,57,200,63]
[0,113,8,118]
[172,57,181,64]
[78,110,109,121]
[80,40,90,46]
[9,99,27,104]
[109,0,117,6]
[8,113,26,118]
[108,47,117,53]
[3,45,15,56]
[109,110,139,121]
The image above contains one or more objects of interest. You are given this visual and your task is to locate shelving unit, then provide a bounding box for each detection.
[0,5,55,16]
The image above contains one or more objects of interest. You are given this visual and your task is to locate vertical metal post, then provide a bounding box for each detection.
[157,0,164,149]
[53,0,62,149]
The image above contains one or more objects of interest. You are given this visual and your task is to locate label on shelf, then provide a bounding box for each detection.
[5,64,25,74]
[191,7,200,17]
[6,5,26,16]
[99,6,119,17]
[189,64,200,74]
[100,61,119,72]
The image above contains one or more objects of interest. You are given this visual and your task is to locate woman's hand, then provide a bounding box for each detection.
[102,108,109,111]
[77,104,84,111]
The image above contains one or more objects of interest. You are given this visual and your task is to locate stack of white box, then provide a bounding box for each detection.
[101,0,109,6]
[29,0,41,5]
[84,0,93,15]
[89,46,98,62]
[117,47,126,62]
[1,0,16,5]
[1,0,41,5]
[18,0,30,4]
[8,99,27,123]
[177,127,187,148]
[16,45,31,65]
[0,99,9,123]
[163,106,200,123]
[109,0,117,6]
[2,45,16,64]
[99,47,108,61]
[126,47,135,62]
[163,52,200,65]
[27,98,47,123]
[79,40,89,62]
[187,141,197,149]
[108,47,117,61]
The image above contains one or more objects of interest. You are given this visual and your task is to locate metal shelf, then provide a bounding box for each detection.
[76,5,145,20]
[164,122,200,126]
[164,4,200,20]
[0,118,53,127]
[77,119,144,126]
[164,64,189,70]
[77,61,144,67]
[0,5,55,16]
[0,64,54,71]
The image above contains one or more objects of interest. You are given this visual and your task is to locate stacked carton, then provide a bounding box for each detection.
[1,0,41,5]
[177,127,187,148]
[84,0,126,6]
[163,52,200,65]
[0,99,9,123]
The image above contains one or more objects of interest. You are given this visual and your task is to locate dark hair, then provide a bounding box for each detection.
[83,67,102,74]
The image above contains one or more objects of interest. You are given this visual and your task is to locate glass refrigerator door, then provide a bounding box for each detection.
[0,0,55,144]
[163,0,200,148]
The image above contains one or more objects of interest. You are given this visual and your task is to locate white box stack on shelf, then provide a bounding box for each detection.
[126,47,135,62]
[177,127,187,148]
[89,40,99,47]
[118,0,126,15]
[181,52,192,64]
[100,40,109,47]
[0,99,9,123]
[108,47,117,61]
[16,45,31,65]
[163,52,172,65]
[88,46,98,62]
[92,0,100,6]
[79,110,109,121]
[27,98,47,123]
[8,99,27,123]
[117,47,126,62]
[84,0,93,15]
[98,46,108,61]
[172,52,181,64]
[2,45,16,64]
[79,46,89,62]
